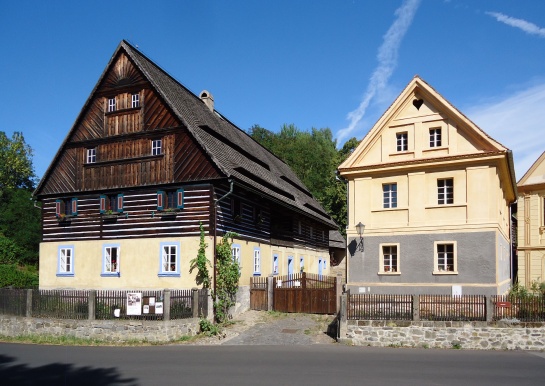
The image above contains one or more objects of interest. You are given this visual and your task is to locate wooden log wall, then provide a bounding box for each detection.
[42,184,213,242]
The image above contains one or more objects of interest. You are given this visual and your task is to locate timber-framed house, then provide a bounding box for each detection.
[34,40,337,290]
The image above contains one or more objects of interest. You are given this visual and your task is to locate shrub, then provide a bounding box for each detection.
[0,264,38,288]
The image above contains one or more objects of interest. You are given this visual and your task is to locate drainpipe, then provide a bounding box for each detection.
[212,179,234,315]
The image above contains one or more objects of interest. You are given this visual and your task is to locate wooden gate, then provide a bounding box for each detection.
[250,276,268,311]
[273,272,336,314]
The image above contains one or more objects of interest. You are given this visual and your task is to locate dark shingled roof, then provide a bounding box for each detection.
[36,40,336,228]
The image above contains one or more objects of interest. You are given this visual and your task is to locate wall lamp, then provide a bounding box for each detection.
[356,222,365,252]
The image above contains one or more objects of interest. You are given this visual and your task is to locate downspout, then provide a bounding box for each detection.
[213,179,234,314]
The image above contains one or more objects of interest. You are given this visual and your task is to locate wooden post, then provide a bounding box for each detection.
[163,289,171,321]
[413,295,420,321]
[88,290,96,320]
[192,288,199,318]
[267,275,274,311]
[26,289,33,318]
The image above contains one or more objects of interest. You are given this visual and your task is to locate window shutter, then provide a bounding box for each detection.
[99,195,107,214]
[176,189,184,209]
[117,194,124,213]
[157,191,165,211]
[55,199,62,217]
[71,198,78,216]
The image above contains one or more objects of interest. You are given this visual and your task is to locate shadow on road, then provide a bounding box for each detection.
[0,354,137,386]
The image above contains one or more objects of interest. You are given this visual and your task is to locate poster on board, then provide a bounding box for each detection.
[127,292,142,315]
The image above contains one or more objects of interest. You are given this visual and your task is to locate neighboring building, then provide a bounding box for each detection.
[517,151,545,287]
[34,40,336,290]
[338,76,516,295]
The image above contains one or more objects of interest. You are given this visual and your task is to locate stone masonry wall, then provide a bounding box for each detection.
[343,320,545,350]
[0,315,200,343]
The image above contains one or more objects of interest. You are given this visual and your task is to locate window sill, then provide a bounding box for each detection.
[371,207,407,213]
[105,106,141,117]
[84,154,163,167]
[425,204,466,209]
[433,271,458,275]
[423,146,448,153]
[56,273,74,277]
[101,272,120,277]
[378,272,401,275]
[390,151,414,156]
[253,273,262,277]
[158,273,181,277]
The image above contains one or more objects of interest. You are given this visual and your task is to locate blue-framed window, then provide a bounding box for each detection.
[299,256,305,273]
[253,247,261,276]
[318,258,323,275]
[232,244,241,265]
[57,245,74,277]
[157,189,184,211]
[288,256,294,275]
[273,254,279,275]
[159,242,181,277]
[101,244,120,277]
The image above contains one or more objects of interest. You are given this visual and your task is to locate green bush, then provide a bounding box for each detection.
[0,264,39,288]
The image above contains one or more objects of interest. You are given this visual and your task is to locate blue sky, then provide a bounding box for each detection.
[1,0,545,181]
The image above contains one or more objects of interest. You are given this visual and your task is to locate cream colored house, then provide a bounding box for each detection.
[338,76,516,295]
[517,151,545,287]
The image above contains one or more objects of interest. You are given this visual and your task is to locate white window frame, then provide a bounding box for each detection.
[434,241,458,274]
[379,243,400,274]
[437,178,454,205]
[299,256,305,273]
[232,244,241,265]
[253,248,261,275]
[108,97,116,112]
[273,254,279,275]
[102,244,120,276]
[429,127,442,148]
[159,242,180,277]
[86,148,96,164]
[57,245,74,277]
[131,93,140,108]
[396,132,408,152]
[152,139,162,156]
[383,183,397,209]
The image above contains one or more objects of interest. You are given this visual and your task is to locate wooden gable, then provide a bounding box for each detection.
[340,76,508,171]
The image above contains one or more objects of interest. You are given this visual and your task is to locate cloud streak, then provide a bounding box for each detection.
[487,12,545,38]
[336,0,421,145]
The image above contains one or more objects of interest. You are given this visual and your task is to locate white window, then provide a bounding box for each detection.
[299,256,305,273]
[396,132,408,152]
[437,178,453,205]
[232,245,241,265]
[379,244,400,274]
[57,246,74,276]
[273,254,279,275]
[159,242,180,276]
[108,97,116,112]
[102,245,120,276]
[152,139,162,156]
[430,128,442,147]
[434,242,457,274]
[383,183,397,209]
[131,93,140,108]
[86,148,96,164]
[253,248,261,275]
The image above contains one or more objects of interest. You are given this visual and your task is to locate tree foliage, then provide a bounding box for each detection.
[248,124,360,234]
[0,131,36,192]
[189,222,211,289]
[213,232,240,323]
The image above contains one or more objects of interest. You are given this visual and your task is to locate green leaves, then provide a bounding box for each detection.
[0,131,36,192]
[189,222,211,289]
[213,232,240,324]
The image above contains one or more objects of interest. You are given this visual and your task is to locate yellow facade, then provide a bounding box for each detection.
[517,151,545,286]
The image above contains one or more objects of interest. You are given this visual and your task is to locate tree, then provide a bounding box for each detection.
[0,131,36,192]
[189,222,211,289]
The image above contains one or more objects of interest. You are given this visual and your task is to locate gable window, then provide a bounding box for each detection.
[131,93,140,108]
[108,97,116,112]
[253,248,261,276]
[159,242,180,276]
[383,183,397,209]
[437,178,454,205]
[380,244,399,274]
[396,132,408,152]
[157,189,184,211]
[152,139,162,156]
[57,246,74,277]
[232,244,241,265]
[100,194,124,214]
[86,148,96,164]
[434,242,457,274]
[102,245,120,276]
[430,128,442,147]
[56,198,78,218]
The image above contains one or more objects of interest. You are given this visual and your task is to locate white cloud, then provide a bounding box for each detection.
[465,83,545,180]
[336,0,421,145]
[486,11,545,38]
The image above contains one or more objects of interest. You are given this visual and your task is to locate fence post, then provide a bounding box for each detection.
[88,290,96,320]
[338,293,347,340]
[163,289,171,321]
[192,288,199,318]
[486,295,493,323]
[413,295,420,321]
[26,289,33,318]
[267,275,274,311]
[336,274,343,313]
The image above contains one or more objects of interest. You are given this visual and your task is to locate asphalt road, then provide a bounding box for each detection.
[1,343,545,386]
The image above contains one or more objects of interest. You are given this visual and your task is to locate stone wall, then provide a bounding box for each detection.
[0,315,200,343]
[342,320,545,350]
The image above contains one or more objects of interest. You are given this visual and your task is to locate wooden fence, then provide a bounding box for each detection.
[347,294,412,320]
[250,276,268,311]
[273,273,337,314]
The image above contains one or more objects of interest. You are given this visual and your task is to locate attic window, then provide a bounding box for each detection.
[108,98,116,112]
[413,98,424,110]
[132,93,140,108]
